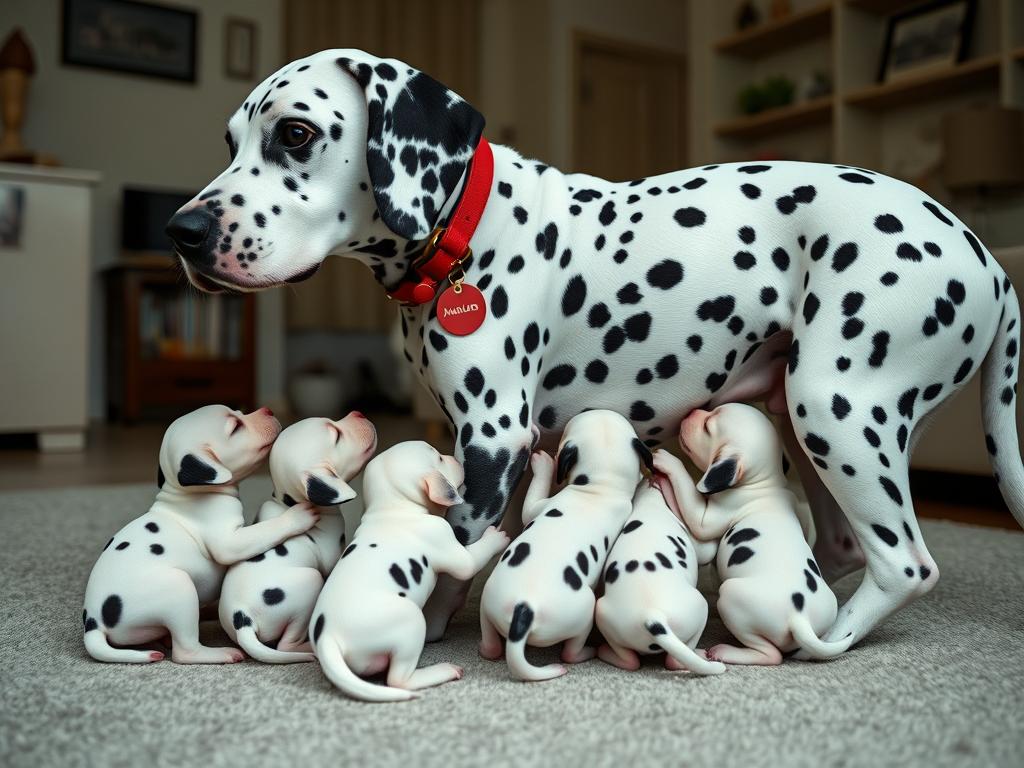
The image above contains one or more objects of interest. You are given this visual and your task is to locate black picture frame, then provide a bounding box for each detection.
[61,0,198,84]
[877,0,976,84]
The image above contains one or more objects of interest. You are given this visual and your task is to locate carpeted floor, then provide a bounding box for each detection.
[1,482,1022,768]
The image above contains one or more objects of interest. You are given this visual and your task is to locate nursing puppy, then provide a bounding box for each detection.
[654,404,853,665]
[479,410,646,682]
[310,441,509,701]
[82,405,320,664]
[219,412,377,663]
[595,481,725,675]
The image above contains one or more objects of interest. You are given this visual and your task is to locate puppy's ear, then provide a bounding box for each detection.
[631,438,654,473]
[305,471,356,506]
[555,442,579,485]
[336,53,486,240]
[177,452,232,486]
[422,471,464,507]
[696,453,742,495]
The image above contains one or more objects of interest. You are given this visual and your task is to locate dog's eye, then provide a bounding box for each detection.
[280,121,314,149]
[228,417,243,436]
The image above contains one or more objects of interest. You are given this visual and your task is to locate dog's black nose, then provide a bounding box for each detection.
[166,208,215,263]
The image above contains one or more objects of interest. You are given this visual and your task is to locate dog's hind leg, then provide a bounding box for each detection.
[386,608,463,692]
[779,412,865,582]
[161,569,244,664]
[786,345,940,647]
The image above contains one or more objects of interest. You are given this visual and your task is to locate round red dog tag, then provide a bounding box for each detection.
[437,283,487,336]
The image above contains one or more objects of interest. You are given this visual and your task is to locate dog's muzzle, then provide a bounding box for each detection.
[166,209,217,267]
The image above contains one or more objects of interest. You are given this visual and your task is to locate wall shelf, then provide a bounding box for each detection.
[714,3,832,59]
[714,96,833,139]
[844,55,1001,111]
[844,0,925,15]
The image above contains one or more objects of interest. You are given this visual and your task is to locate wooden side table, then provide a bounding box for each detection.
[104,257,256,422]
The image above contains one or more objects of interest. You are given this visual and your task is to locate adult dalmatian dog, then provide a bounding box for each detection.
[166,48,1024,647]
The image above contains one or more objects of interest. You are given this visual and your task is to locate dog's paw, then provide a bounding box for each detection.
[530,450,555,474]
[480,525,511,550]
[651,449,682,476]
[283,502,320,534]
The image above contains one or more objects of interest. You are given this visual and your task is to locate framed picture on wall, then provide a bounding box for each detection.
[877,0,976,83]
[61,0,198,83]
[224,18,257,80]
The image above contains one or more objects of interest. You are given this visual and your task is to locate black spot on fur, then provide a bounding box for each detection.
[727,546,755,567]
[101,595,122,628]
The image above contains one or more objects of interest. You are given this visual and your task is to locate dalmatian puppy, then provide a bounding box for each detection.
[594,481,725,675]
[82,405,322,664]
[654,404,854,665]
[218,412,377,663]
[479,410,646,681]
[167,48,1024,647]
[310,441,510,701]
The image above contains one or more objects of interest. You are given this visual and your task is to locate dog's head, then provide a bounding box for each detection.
[268,411,377,506]
[361,440,465,513]
[157,404,281,491]
[555,409,649,492]
[678,403,783,494]
[165,49,485,293]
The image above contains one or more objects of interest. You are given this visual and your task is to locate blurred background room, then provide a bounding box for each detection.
[1,0,1022,527]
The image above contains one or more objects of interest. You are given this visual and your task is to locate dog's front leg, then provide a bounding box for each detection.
[424,406,535,641]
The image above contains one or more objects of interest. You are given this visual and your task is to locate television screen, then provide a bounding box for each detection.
[121,187,193,252]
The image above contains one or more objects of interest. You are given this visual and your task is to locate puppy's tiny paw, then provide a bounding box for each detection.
[531,450,554,471]
[284,502,320,532]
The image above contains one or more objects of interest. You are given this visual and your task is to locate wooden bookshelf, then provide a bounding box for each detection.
[844,55,1002,111]
[714,96,833,139]
[714,3,832,59]
[104,259,256,422]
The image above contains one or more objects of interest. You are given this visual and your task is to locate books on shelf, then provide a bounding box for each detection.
[139,290,244,360]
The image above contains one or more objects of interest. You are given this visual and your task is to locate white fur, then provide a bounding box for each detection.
[310,441,510,701]
[655,404,853,666]
[218,413,377,663]
[82,405,320,664]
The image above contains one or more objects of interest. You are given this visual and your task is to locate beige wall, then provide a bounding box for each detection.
[478,0,688,169]
[2,0,286,417]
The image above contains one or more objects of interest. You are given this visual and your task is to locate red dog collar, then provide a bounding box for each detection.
[387,138,494,305]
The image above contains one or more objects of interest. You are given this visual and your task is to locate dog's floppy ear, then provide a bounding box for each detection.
[422,471,464,507]
[696,453,742,495]
[555,442,579,485]
[336,52,486,240]
[631,438,654,473]
[177,451,232,487]
[305,471,356,506]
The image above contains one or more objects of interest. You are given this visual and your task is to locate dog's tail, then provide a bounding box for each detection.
[315,635,416,702]
[981,282,1024,529]
[234,621,314,664]
[645,617,725,676]
[504,602,566,682]
[788,612,853,660]
[83,623,163,664]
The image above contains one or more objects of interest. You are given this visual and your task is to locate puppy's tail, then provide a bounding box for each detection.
[316,635,416,702]
[504,602,566,682]
[788,612,853,660]
[234,620,314,664]
[83,624,163,664]
[981,282,1024,529]
[645,617,725,676]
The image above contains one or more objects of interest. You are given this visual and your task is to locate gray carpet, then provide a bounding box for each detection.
[1,482,1023,768]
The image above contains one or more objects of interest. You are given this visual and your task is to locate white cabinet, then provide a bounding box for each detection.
[0,163,100,451]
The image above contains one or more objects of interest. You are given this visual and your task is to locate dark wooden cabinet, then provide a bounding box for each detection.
[104,258,255,422]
